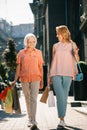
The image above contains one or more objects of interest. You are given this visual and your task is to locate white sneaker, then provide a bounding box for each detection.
[58,120,66,128]
[27,120,32,127]
[27,120,37,127]
[32,120,37,125]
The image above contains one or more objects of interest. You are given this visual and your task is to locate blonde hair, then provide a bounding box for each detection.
[24,33,37,47]
[56,25,71,42]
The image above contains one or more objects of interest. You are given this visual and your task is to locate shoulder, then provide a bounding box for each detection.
[35,48,42,54]
[17,49,25,56]
[53,42,60,51]
[52,43,59,57]
[34,49,43,58]
[53,42,59,47]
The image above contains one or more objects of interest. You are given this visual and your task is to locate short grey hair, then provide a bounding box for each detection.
[24,33,37,47]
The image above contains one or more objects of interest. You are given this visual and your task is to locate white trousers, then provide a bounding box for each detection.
[21,81,40,121]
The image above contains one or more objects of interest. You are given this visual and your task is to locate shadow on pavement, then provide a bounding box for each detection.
[66,125,83,130]
[50,128,70,130]
[50,125,83,130]
[0,110,26,122]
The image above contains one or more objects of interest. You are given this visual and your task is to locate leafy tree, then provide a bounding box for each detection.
[2,38,17,70]
[0,62,8,83]
[2,38,17,81]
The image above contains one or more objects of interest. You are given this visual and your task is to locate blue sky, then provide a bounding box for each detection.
[0,0,34,25]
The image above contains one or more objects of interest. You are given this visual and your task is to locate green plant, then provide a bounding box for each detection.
[0,62,8,83]
[2,38,17,81]
[2,38,17,71]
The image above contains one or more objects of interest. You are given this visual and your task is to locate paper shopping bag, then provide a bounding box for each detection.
[13,87,21,114]
[48,90,55,107]
[0,86,10,101]
[40,86,49,103]
[4,88,13,114]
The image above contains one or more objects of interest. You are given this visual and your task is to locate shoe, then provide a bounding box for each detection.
[27,120,32,127]
[27,119,38,127]
[32,120,38,125]
[30,124,38,130]
[58,120,66,128]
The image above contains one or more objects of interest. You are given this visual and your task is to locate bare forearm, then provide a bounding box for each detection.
[40,66,43,81]
[75,54,80,63]
[39,65,44,89]
[14,64,20,82]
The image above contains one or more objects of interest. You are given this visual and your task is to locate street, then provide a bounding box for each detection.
[0,91,87,130]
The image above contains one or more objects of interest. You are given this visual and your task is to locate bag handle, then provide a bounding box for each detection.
[72,42,82,73]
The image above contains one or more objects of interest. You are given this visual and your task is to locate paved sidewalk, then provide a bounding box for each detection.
[0,91,87,130]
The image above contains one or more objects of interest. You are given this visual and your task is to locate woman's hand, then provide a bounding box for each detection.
[39,80,43,89]
[48,77,52,85]
[11,81,16,88]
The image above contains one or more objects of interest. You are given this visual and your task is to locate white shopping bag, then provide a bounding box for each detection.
[48,90,55,107]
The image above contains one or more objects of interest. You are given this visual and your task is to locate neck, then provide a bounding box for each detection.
[61,39,70,44]
[26,47,34,52]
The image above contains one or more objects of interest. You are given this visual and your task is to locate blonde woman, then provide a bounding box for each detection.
[49,25,79,128]
[12,33,44,129]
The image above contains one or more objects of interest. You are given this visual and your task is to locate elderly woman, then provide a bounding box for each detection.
[12,33,44,129]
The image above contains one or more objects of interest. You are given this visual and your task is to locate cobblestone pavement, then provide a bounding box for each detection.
[0,91,87,130]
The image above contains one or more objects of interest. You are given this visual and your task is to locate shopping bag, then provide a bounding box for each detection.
[4,88,13,114]
[13,87,21,114]
[75,62,83,82]
[48,90,55,107]
[75,73,83,82]
[0,86,10,101]
[40,86,50,103]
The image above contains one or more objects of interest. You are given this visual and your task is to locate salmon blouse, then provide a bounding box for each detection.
[50,42,79,80]
[16,48,44,82]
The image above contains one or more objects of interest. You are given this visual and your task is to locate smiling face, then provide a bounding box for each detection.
[56,25,71,43]
[26,36,36,49]
[56,33,63,42]
[24,33,37,50]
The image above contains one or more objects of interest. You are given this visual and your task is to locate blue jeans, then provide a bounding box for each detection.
[52,76,72,118]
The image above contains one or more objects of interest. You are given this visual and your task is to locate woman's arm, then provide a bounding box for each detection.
[39,65,44,89]
[11,63,20,86]
[48,44,57,84]
[52,44,56,58]
[74,42,80,62]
